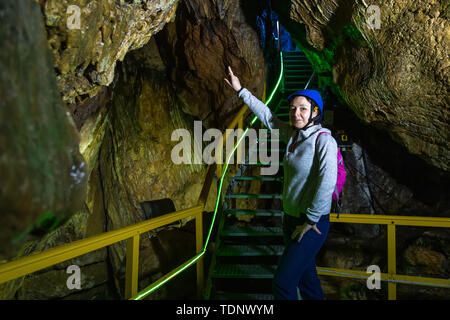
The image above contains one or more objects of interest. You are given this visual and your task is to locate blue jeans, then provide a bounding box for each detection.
[273,213,330,300]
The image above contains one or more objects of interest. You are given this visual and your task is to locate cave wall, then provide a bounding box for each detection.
[2,0,447,300]
[1,0,265,299]
[0,0,87,260]
[155,0,266,129]
[36,0,180,104]
[274,0,449,172]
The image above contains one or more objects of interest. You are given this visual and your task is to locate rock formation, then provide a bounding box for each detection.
[0,0,87,260]
[155,0,266,129]
[0,0,264,299]
[36,0,180,104]
[274,0,449,172]
[1,0,448,300]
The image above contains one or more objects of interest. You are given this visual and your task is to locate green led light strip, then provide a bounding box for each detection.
[251,52,284,126]
[132,51,284,300]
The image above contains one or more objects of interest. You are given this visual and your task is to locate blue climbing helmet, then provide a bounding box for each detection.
[287,89,324,121]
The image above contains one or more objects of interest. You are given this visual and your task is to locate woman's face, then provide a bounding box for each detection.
[289,96,318,129]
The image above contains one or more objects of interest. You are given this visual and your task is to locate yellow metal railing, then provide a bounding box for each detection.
[1,52,448,301]
[216,104,249,180]
[318,213,450,300]
[0,88,252,300]
[0,205,204,299]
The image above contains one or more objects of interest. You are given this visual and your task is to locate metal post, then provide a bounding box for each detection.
[196,210,204,298]
[387,223,397,300]
[125,234,140,299]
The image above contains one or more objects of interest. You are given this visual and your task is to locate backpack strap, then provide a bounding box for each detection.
[316,131,341,219]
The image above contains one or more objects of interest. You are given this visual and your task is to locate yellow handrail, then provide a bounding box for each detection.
[0,205,203,298]
[216,82,268,178]
[0,95,252,299]
[216,104,249,179]
[319,213,450,300]
[1,57,448,301]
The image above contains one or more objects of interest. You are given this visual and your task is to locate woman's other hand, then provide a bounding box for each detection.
[224,66,242,92]
[291,223,322,243]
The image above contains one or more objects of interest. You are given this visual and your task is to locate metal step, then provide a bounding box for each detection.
[284,80,309,84]
[213,264,277,279]
[231,176,282,182]
[225,193,282,199]
[284,81,311,85]
[212,292,274,300]
[284,70,312,75]
[284,65,311,69]
[283,52,304,56]
[283,51,305,56]
[217,244,284,257]
[283,57,308,62]
[284,64,312,68]
[221,225,283,237]
[283,87,308,91]
[284,68,313,73]
[284,74,312,78]
[224,209,283,216]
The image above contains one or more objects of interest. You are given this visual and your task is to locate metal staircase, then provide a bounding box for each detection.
[277,50,318,124]
[205,51,317,300]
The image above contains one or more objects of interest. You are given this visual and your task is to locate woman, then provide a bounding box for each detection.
[224,66,337,300]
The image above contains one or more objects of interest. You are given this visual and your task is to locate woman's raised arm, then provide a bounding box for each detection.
[224,66,292,144]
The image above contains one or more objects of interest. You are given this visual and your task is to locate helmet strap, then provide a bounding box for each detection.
[299,107,320,131]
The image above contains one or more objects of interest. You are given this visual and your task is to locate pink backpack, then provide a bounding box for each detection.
[316,132,346,214]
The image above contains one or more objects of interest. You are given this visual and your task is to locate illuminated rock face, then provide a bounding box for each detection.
[155,0,266,129]
[96,0,265,290]
[275,0,449,172]
[0,0,87,259]
[5,0,446,301]
[37,0,180,104]
[1,0,263,299]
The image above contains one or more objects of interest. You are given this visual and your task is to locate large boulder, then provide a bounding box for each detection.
[0,0,87,260]
[274,0,449,172]
[37,0,180,104]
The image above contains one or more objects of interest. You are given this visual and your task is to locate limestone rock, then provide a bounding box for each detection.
[320,247,367,271]
[37,0,180,104]
[155,0,266,129]
[275,0,450,172]
[97,47,219,287]
[0,0,87,260]
[17,261,109,300]
[403,245,446,275]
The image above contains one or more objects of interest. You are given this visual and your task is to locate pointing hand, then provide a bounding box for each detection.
[224,66,242,92]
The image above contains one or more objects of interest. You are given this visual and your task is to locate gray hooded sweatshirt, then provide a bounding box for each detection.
[238,88,338,224]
